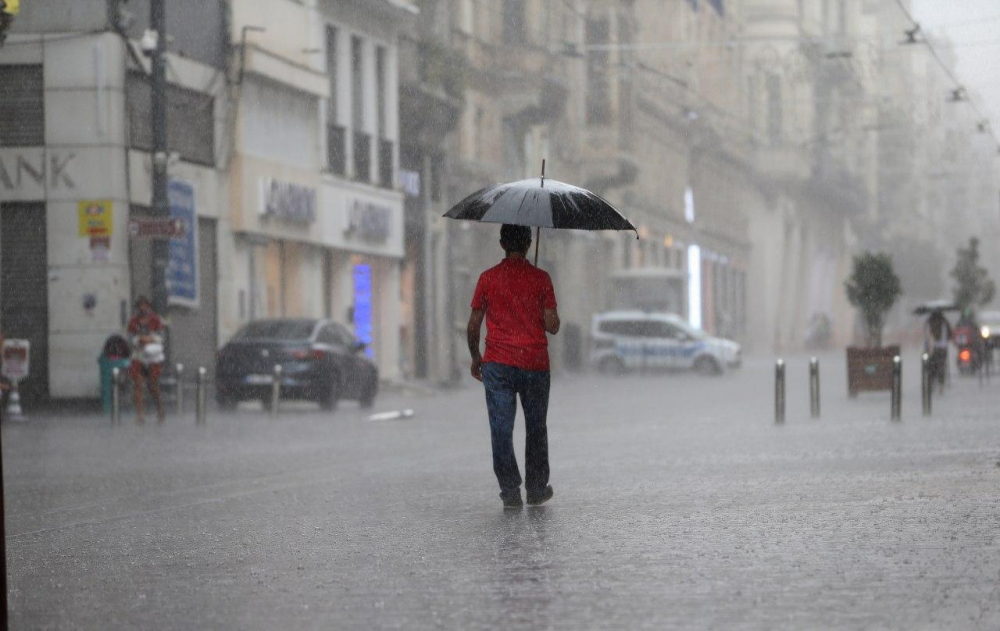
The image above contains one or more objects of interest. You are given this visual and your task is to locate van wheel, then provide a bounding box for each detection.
[694,356,722,376]
[598,357,627,376]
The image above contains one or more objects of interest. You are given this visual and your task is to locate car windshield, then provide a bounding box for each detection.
[232,320,315,341]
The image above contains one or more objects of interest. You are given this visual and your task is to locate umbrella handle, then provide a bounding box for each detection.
[534,227,541,267]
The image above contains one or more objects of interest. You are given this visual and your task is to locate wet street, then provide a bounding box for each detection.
[4,352,1000,630]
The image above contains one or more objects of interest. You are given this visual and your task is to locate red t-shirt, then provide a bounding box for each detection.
[471,257,557,371]
[128,313,164,337]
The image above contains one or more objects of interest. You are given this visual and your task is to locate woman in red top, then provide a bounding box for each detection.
[128,296,166,423]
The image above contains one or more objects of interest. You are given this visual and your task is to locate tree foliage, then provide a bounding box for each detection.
[845,251,902,347]
[950,237,995,312]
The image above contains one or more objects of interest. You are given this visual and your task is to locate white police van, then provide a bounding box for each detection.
[591,311,741,376]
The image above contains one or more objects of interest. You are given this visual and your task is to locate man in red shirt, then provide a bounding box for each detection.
[128,296,166,423]
[468,225,560,509]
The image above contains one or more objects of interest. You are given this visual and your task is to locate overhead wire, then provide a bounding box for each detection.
[889,0,999,146]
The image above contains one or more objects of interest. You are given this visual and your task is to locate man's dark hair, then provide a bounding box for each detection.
[136,296,152,310]
[500,224,532,253]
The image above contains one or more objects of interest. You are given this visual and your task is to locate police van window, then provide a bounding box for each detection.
[600,320,644,336]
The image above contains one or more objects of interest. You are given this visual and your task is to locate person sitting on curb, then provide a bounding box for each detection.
[128,297,166,424]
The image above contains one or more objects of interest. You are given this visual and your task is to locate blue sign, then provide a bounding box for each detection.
[167,180,199,307]
[352,264,374,358]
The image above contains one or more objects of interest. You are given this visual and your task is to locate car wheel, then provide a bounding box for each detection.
[694,356,722,376]
[598,357,627,376]
[320,374,340,411]
[216,392,238,411]
[359,378,378,409]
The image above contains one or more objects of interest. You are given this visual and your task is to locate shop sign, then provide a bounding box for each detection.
[345,198,391,243]
[129,218,187,239]
[1,339,30,383]
[78,200,113,237]
[167,180,199,308]
[260,178,316,225]
[0,149,76,194]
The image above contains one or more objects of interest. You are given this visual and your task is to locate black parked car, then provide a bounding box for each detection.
[215,319,378,411]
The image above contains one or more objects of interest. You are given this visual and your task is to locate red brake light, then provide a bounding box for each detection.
[959,349,972,362]
[290,348,324,360]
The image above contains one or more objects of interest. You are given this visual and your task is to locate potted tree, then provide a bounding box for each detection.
[844,252,903,397]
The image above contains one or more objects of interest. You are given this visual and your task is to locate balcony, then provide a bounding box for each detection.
[378,138,394,190]
[327,124,346,176]
[353,131,371,183]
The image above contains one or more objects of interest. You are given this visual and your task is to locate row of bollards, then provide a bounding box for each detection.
[110,363,211,425]
[110,362,283,425]
[775,355,918,423]
[774,357,821,424]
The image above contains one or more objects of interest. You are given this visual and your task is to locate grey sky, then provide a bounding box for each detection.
[912,0,1000,127]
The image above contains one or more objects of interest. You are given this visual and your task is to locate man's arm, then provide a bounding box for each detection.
[544,307,560,335]
[467,309,486,381]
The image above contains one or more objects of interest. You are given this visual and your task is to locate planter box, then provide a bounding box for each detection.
[846,346,900,397]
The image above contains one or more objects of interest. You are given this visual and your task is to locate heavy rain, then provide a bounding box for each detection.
[0,0,999,628]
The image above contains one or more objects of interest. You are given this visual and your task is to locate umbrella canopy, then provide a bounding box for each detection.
[913,300,959,315]
[444,178,637,234]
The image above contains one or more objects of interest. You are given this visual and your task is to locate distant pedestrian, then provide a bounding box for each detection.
[467,224,560,509]
[924,310,952,392]
[128,297,166,423]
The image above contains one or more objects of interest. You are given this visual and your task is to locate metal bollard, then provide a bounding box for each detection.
[921,353,932,417]
[809,357,820,419]
[175,363,185,415]
[111,366,122,426]
[271,364,282,419]
[775,359,786,424]
[196,367,207,425]
[891,355,902,421]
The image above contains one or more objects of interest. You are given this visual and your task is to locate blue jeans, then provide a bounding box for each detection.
[482,362,551,495]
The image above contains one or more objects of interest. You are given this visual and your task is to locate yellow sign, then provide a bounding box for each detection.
[3,0,19,15]
[78,200,113,237]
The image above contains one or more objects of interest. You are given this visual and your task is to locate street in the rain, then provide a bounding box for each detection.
[4,353,999,630]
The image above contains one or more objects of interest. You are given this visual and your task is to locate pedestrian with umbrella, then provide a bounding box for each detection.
[448,162,636,509]
[914,301,958,392]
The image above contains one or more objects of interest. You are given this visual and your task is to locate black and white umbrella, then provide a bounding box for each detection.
[444,162,637,264]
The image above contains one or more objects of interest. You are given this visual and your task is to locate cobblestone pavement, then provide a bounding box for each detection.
[4,351,1000,630]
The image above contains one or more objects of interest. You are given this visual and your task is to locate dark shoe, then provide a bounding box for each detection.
[500,491,523,510]
[526,485,553,506]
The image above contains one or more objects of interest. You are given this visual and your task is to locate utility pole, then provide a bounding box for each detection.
[150,0,169,315]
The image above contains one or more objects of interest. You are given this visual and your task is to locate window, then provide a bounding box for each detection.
[375,46,387,140]
[127,71,215,166]
[766,73,782,143]
[586,17,612,126]
[430,154,443,202]
[318,325,340,346]
[0,65,44,146]
[326,25,339,124]
[233,320,316,341]
[351,36,364,131]
[502,0,526,44]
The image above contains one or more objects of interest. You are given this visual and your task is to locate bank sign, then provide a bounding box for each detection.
[167,180,199,308]
[260,178,316,225]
